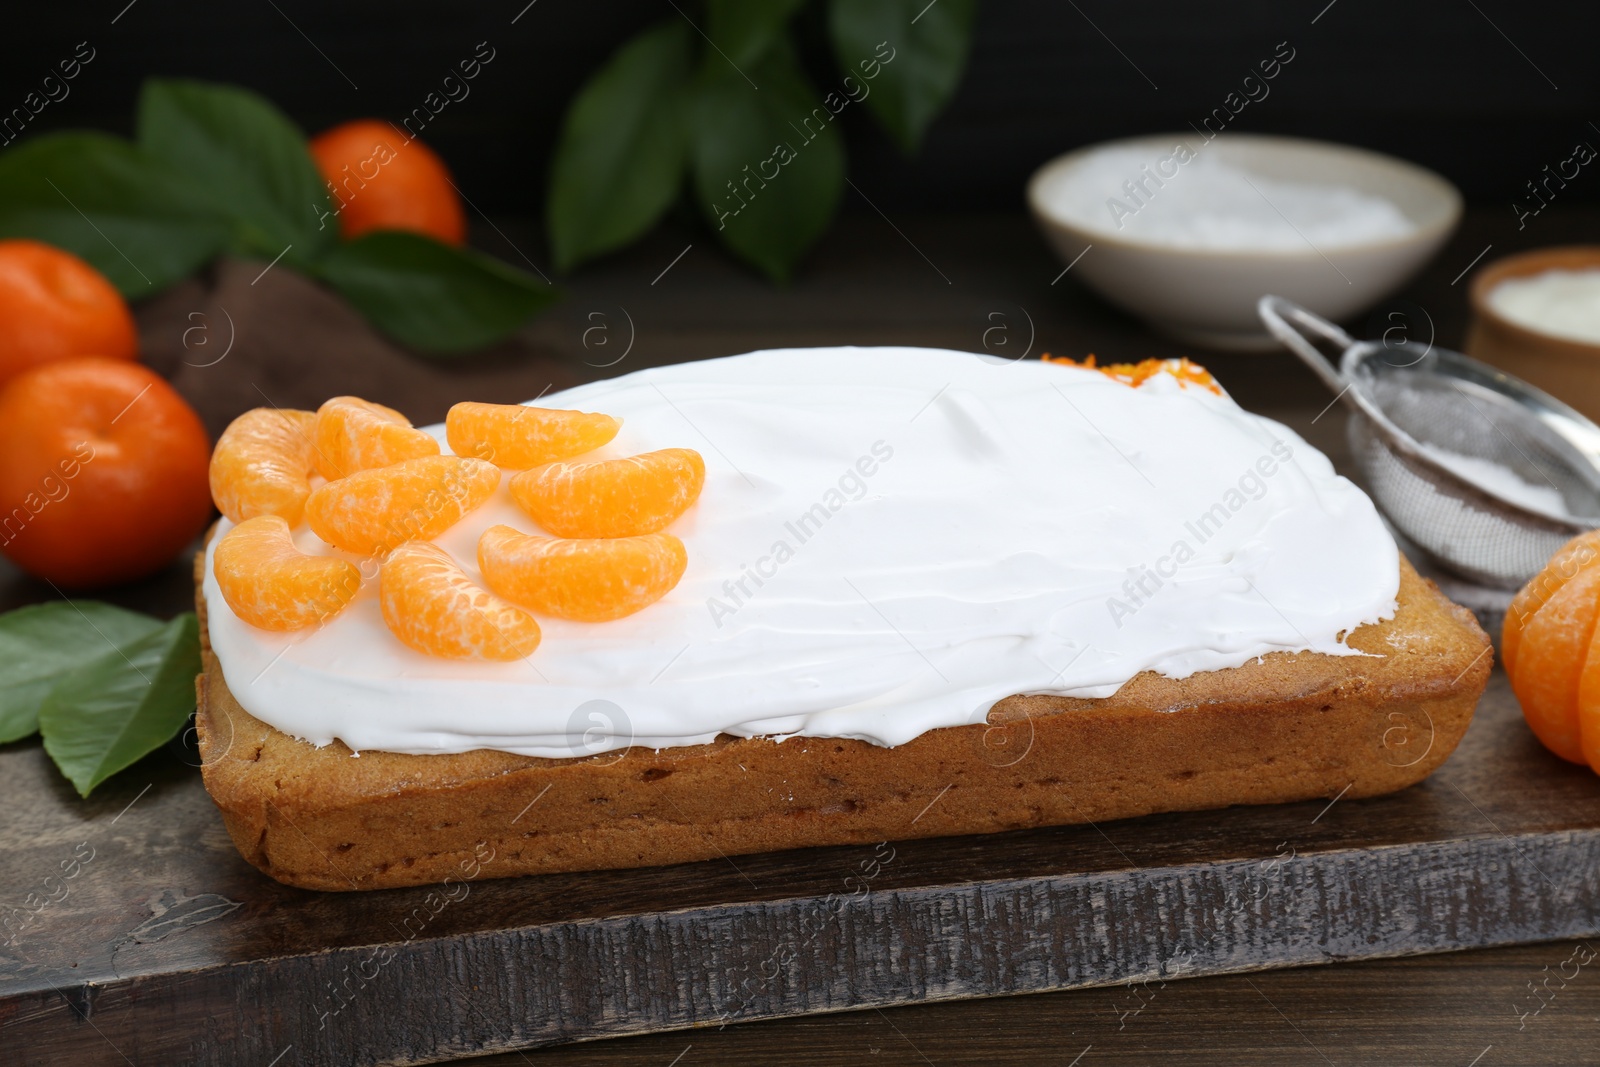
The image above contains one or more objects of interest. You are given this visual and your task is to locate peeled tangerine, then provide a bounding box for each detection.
[213,515,360,631]
[210,408,317,525]
[1504,529,1600,770]
[305,455,499,557]
[445,401,620,469]
[313,395,438,481]
[381,541,540,659]
[509,448,704,538]
[479,525,686,622]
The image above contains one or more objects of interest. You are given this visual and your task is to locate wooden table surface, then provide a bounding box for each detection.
[4,206,1600,1065]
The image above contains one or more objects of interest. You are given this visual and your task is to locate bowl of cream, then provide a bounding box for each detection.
[1468,247,1600,423]
[1028,133,1461,349]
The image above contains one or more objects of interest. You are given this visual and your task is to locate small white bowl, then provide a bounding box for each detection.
[1028,133,1462,349]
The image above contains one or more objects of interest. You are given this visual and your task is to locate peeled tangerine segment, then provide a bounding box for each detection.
[1512,562,1600,765]
[479,525,687,622]
[1504,529,1600,676]
[210,408,318,525]
[509,448,704,538]
[445,401,621,469]
[313,395,438,481]
[305,455,499,557]
[213,515,360,631]
[381,541,541,659]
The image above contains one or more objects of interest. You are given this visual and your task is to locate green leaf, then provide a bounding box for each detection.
[547,21,694,273]
[827,0,977,153]
[0,602,167,744]
[39,613,200,797]
[706,0,807,68]
[0,132,230,295]
[136,78,334,261]
[316,230,559,353]
[689,41,845,282]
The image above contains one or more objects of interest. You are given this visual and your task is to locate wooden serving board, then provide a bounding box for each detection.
[1,671,1597,1067]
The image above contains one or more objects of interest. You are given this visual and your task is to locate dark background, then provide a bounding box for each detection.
[4,0,1597,231]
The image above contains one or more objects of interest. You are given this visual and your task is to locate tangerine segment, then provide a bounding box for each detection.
[305,456,499,557]
[380,541,541,659]
[509,448,705,538]
[445,401,621,469]
[1504,530,1600,676]
[479,525,687,622]
[1510,562,1600,765]
[213,515,360,631]
[312,396,439,481]
[210,408,318,525]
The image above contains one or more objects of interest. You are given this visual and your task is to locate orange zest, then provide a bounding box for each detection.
[312,395,439,481]
[445,401,621,469]
[305,455,499,557]
[213,515,361,631]
[380,541,541,659]
[478,525,687,622]
[210,408,318,525]
[1042,353,1222,395]
[509,448,704,538]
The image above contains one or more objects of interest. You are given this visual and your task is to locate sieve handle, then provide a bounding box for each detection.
[1257,295,1356,395]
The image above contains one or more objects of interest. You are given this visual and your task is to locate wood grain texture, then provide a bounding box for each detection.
[1,674,1596,1066]
[460,941,1600,1067]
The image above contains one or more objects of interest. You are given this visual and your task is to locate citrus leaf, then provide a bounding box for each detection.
[0,132,230,295]
[316,230,559,353]
[706,0,807,69]
[547,21,694,273]
[0,602,167,744]
[39,613,200,797]
[689,40,844,282]
[136,78,334,261]
[827,0,977,153]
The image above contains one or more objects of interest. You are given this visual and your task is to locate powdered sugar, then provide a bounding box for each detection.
[1041,145,1417,251]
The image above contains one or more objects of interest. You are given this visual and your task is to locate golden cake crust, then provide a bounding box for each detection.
[194,550,1491,891]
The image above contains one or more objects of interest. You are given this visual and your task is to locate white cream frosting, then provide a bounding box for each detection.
[202,346,1399,758]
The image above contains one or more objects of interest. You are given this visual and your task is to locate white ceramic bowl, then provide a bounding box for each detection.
[1027,133,1462,349]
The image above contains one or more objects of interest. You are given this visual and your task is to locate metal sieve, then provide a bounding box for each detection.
[1258,295,1600,589]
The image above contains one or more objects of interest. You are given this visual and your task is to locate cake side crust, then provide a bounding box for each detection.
[195,551,1491,891]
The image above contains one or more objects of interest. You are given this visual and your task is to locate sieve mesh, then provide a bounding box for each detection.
[1261,297,1600,590]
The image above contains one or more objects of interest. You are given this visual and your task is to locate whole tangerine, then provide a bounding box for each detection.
[0,239,137,390]
[310,120,466,245]
[0,358,213,588]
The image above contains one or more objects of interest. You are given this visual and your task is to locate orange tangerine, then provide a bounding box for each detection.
[380,541,541,659]
[312,395,438,481]
[305,455,499,557]
[478,525,687,622]
[1504,529,1600,677]
[213,515,361,631]
[444,401,621,469]
[209,408,318,525]
[509,448,704,538]
[1509,563,1600,764]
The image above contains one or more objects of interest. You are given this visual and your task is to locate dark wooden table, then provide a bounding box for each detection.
[4,207,1600,1065]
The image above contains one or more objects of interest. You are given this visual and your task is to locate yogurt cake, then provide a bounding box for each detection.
[194,347,1491,890]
